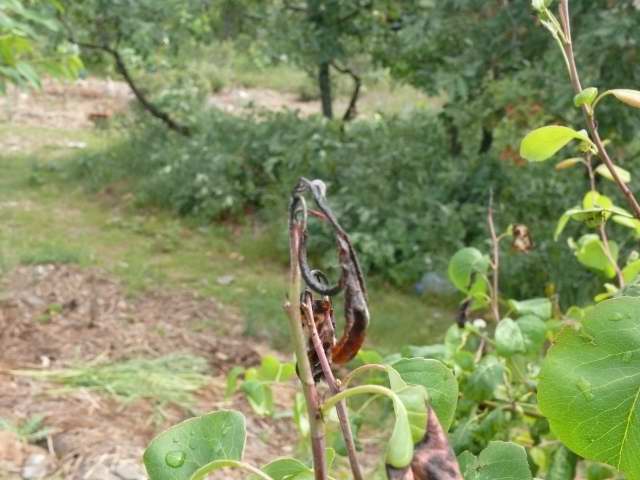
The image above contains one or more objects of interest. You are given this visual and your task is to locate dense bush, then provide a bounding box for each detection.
[70,106,636,304]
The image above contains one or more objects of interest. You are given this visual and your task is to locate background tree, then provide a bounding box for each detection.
[262,0,425,120]
[58,0,216,135]
[0,0,82,92]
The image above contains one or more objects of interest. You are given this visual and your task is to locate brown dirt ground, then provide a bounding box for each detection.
[0,78,319,134]
[0,264,300,479]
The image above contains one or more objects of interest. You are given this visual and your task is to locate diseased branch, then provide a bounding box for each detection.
[331,61,362,122]
[301,297,364,480]
[286,222,327,480]
[557,0,640,219]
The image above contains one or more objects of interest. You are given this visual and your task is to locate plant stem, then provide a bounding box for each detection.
[557,0,640,219]
[487,192,501,322]
[301,298,364,480]
[287,224,327,480]
[584,155,624,287]
[599,223,624,288]
[342,363,389,388]
[321,385,396,414]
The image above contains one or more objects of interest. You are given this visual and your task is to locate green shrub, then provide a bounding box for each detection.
[68,108,627,305]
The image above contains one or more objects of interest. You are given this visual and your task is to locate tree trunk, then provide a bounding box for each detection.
[318,61,333,119]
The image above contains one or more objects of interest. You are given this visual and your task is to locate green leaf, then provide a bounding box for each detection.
[495,318,526,357]
[447,247,489,293]
[392,358,459,430]
[609,89,640,109]
[595,164,631,184]
[385,390,415,468]
[395,385,429,444]
[400,344,447,360]
[548,446,578,480]
[538,297,640,479]
[520,125,591,162]
[508,297,552,319]
[260,458,313,480]
[555,157,583,171]
[574,234,619,279]
[143,410,245,480]
[574,87,599,108]
[612,215,640,236]
[241,380,274,416]
[517,314,547,354]
[225,366,245,398]
[462,442,533,479]
[623,260,640,284]
[357,349,384,364]
[464,356,504,402]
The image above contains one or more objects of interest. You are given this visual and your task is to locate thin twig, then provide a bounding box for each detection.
[487,191,501,322]
[584,156,624,287]
[557,0,640,219]
[302,298,364,480]
[287,224,327,480]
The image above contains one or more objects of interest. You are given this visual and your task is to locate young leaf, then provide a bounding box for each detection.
[143,410,246,480]
[547,446,578,480]
[495,318,526,357]
[225,366,245,398]
[609,89,640,109]
[555,157,583,171]
[463,356,504,402]
[574,234,619,279]
[595,164,631,184]
[260,458,314,480]
[392,358,459,430]
[520,126,591,162]
[574,87,598,108]
[623,259,640,284]
[517,315,547,354]
[538,297,640,479]
[241,380,274,416]
[461,442,533,479]
[508,297,552,319]
[447,247,489,293]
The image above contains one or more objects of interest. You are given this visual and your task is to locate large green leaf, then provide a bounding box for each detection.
[447,247,489,293]
[495,318,526,357]
[574,234,619,279]
[520,125,591,162]
[459,441,532,479]
[143,410,246,480]
[538,297,640,479]
[463,356,504,402]
[392,358,459,430]
[517,314,547,354]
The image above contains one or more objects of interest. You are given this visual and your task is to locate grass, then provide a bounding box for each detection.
[19,242,86,265]
[0,414,53,444]
[11,354,211,409]
[0,119,454,354]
